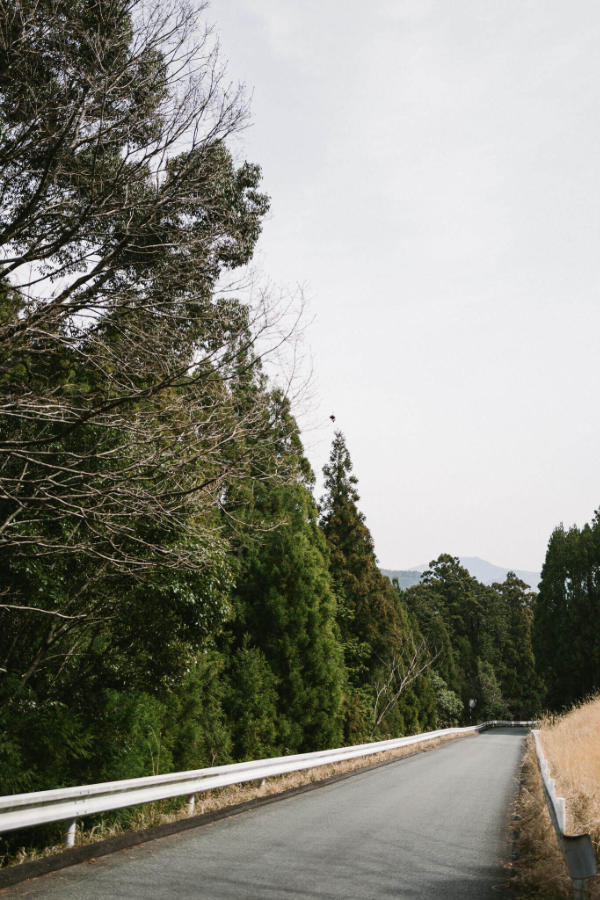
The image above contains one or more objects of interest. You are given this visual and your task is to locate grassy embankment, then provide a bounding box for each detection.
[512,696,600,898]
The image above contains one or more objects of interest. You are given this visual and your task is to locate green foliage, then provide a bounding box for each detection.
[320,432,435,740]
[0,0,271,696]
[227,641,279,760]
[0,678,92,796]
[534,513,600,709]
[404,555,481,711]
[90,691,173,782]
[403,581,458,690]
[228,403,345,753]
[430,671,463,728]
[476,659,508,720]
[404,555,542,721]
[163,651,233,772]
[491,573,542,717]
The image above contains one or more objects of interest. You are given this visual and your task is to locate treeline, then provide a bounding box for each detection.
[404,508,600,724]
[0,0,593,861]
[0,397,545,800]
[533,512,600,710]
[0,0,442,816]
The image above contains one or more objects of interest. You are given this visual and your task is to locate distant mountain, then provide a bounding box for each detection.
[382,556,540,590]
[380,569,422,590]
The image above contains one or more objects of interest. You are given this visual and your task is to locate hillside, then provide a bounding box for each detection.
[380,569,422,590]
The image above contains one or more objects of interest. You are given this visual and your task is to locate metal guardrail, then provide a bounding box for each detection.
[532,729,597,899]
[0,719,532,847]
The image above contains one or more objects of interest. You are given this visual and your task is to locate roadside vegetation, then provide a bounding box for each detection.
[512,696,600,898]
[539,697,600,842]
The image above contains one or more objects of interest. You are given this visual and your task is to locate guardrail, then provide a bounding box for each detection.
[0,719,533,848]
[532,730,597,899]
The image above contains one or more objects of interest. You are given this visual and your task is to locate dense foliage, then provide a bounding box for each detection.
[533,513,600,709]
[403,558,542,722]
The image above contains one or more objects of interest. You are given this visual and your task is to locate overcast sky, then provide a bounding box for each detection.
[209,0,600,573]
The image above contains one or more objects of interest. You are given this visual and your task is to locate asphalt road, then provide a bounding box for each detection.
[9,728,527,899]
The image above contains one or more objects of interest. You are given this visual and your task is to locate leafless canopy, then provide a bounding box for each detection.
[371,634,438,737]
[0,0,293,594]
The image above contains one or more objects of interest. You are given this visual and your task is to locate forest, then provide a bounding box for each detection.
[0,0,598,859]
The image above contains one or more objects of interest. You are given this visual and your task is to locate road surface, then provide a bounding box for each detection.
[8,727,526,898]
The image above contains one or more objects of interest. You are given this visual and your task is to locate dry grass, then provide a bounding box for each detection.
[4,731,471,870]
[511,736,574,898]
[539,697,600,843]
[512,696,600,898]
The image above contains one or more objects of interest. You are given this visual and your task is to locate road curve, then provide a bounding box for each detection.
[9,728,526,898]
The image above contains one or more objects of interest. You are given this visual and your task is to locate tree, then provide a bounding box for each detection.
[429,671,463,728]
[534,513,600,709]
[0,0,273,597]
[491,573,542,718]
[320,431,435,740]
[476,658,508,720]
[319,431,388,682]
[0,0,309,804]
[226,397,345,754]
[404,556,547,720]
[226,641,279,761]
[0,0,299,696]
[410,555,485,705]
[370,632,437,737]
[402,581,458,693]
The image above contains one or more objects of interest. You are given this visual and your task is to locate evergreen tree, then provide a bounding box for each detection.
[429,671,463,727]
[491,573,542,718]
[320,432,435,740]
[402,580,459,693]
[0,0,280,799]
[534,514,600,708]
[412,555,486,704]
[226,641,279,761]
[226,398,345,754]
[405,557,543,721]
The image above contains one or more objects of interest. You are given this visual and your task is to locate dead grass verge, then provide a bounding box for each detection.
[511,697,600,898]
[538,697,600,846]
[511,735,574,898]
[3,730,472,870]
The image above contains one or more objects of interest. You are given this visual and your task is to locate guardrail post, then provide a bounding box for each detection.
[64,819,76,848]
[186,794,195,816]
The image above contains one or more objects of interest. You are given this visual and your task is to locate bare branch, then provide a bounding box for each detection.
[370,634,440,738]
[0,605,87,620]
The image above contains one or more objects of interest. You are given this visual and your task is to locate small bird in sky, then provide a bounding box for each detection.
[329,414,335,422]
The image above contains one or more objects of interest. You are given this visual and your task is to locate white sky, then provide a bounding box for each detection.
[210,0,600,573]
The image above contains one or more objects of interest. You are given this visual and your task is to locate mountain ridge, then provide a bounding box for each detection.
[381,556,540,590]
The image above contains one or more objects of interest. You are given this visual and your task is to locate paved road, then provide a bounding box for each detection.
[9,728,526,899]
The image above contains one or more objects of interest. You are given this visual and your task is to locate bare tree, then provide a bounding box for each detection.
[0,0,300,684]
[0,1,296,574]
[370,633,438,738]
